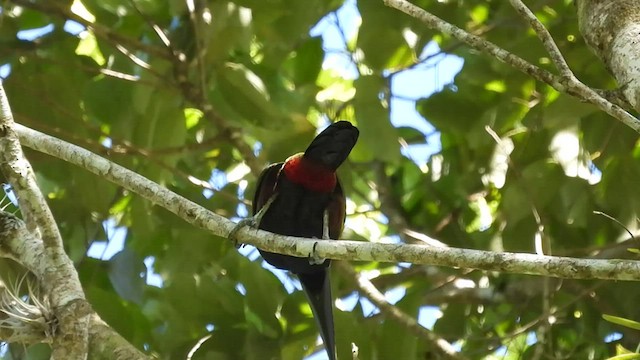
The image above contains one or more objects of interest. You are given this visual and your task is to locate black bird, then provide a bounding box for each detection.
[250,121,359,359]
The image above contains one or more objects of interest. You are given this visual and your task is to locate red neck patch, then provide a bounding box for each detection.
[283,154,337,193]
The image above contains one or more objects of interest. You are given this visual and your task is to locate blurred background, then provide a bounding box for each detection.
[1,0,637,359]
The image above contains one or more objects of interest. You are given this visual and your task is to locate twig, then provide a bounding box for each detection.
[13,124,640,282]
[508,0,571,76]
[128,0,171,48]
[335,262,467,360]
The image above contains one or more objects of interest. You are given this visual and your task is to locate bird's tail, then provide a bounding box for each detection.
[299,271,336,360]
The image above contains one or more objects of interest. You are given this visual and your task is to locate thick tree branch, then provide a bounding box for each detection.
[336,262,466,360]
[577,0,640,110]
[13,124,640,281]
[0,82,89,359]
[383,0,640,133]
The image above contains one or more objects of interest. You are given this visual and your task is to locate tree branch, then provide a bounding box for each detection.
[383,0,640,133]
[577,0,640,110]
[13,124,640,281]
[508,0,571,76]
[0,82,90,358]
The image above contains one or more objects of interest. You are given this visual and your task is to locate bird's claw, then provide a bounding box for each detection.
[322,210,330,240]
[228,217,257,249]
[308,209,330,265]
[308,241,326,265]
[229,194,277,248]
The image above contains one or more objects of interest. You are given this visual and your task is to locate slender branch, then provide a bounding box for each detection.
[383,0,640,134]
[508,0,571,76]
[128,0,171,48]
[335,262,467,360]
[0,82,89,359]
[13,124,640,281]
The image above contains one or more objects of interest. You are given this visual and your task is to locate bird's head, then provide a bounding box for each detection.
[303,121,359,170]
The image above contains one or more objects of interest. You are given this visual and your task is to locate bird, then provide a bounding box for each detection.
[239,121,358,360]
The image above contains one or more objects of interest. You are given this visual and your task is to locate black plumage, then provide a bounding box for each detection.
[252,121,359,359]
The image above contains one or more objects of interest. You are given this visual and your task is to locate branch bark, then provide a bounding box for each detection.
[13,124,640,281]
[577,0,640,110]
[508,0,571,76]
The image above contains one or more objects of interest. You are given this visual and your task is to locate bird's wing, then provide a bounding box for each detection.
[252,162,283,215]
[327,179,346,240]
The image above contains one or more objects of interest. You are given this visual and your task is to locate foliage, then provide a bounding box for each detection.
[0,0,639,359]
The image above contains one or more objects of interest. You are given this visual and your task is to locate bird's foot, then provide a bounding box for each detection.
[308,241,326,265]
[228,218,258,248]
[322,210,330,240]
[308,209,330,265]
[229,194,277,248]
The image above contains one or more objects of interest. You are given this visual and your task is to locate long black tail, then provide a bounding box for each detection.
[299,271,336,360]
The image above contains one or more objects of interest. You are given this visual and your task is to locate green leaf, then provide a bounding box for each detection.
[358,1,412,70]
[215,62,281,124]
[397,126,428,145]
[378,289,420,360]
[292,36,324,86]
[607,354,640,360]
[108,248,145,304]
[543,94,597,129]
[19,344,51,360]
[204,2,252,64]
[602,314,640,331]
[520,160,566,209]
[86,286,137,340]
[416,88,485,136]
[237,258,285,339]
[352,75,400,163]
[84,76,135,131]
